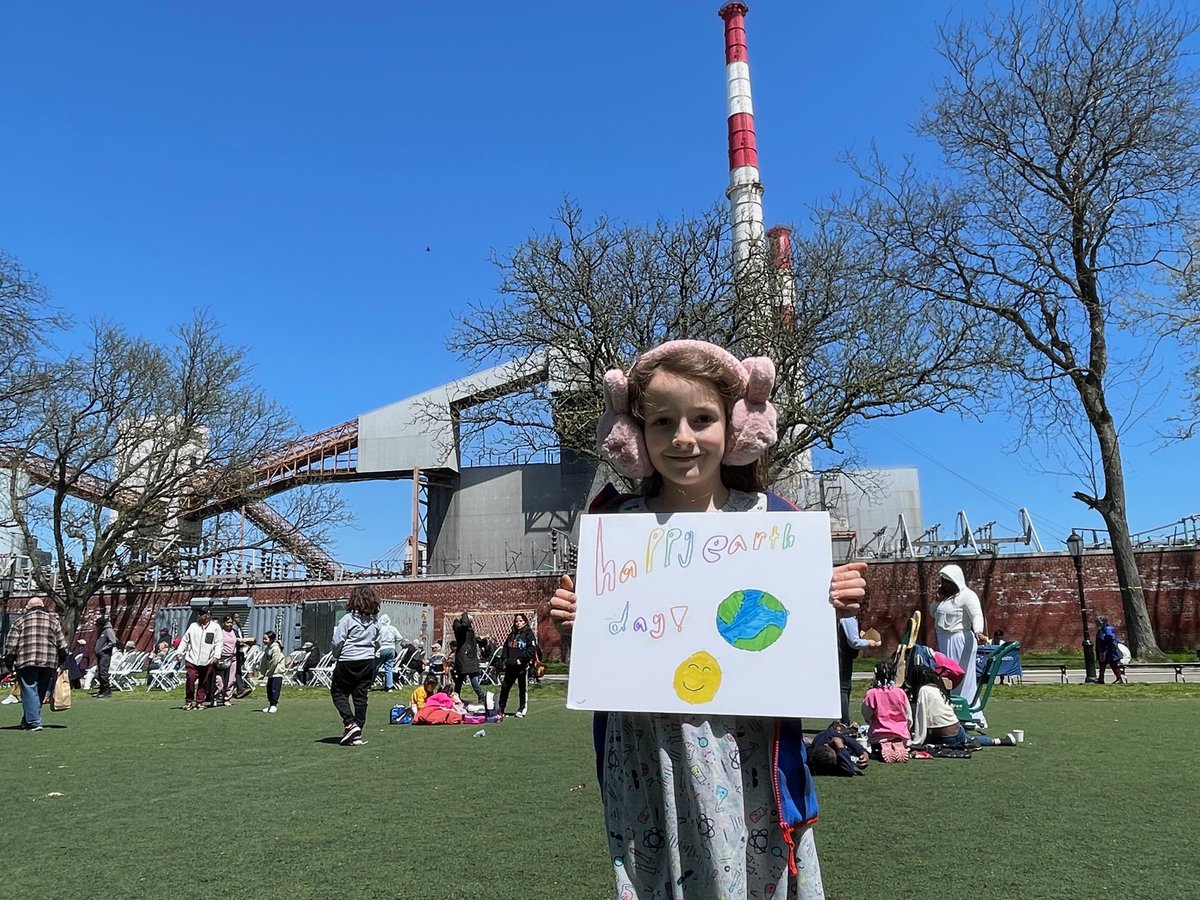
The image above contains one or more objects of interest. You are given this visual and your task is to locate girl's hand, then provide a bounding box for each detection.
[550,574,577,634]
[829,562,867,616]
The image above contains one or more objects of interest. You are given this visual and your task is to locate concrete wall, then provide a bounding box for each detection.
[426,456,602,576]
[9,547,1198,661]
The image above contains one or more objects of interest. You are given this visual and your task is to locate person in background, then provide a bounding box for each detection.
[298,641,321,685]
[908,664,1015,748]
[932,564,988,706]
[146,635,173,686]
[425,642,446,685]
[2,598,68,731]
[93,614,119,699]
[808,723,870,776]
[213,615,239,707]
[376,614,402,692]
[67,639,90,690]
[836,613,880,725]
[860,661,912,762]
[155,627,172,653]
[230,613,255,699]
[1095,616,1126,684]
[178,608,222,710]
[476,634,493,672]
[990,628,1006,646]
[451,612,486,706]
[258,631,285,713]
[409,674,438,714]
[498,613,538,718]
[329,585,382,746]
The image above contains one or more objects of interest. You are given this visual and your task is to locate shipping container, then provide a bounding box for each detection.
[299,597,433,652]
[245,603,303,653]
[380,599,434,650]
[156,597,255,645]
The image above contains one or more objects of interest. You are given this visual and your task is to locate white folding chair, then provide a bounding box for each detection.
[310,652,336,687]
[241,645,264,687]
[147,651,185,692]
[280,650,309,686]
[109,651,143,691]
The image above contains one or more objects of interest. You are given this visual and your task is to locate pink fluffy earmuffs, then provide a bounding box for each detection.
[595,339,778,478]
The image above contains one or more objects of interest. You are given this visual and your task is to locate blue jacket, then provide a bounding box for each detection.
[1097,624,1121,663]
[586,485,821,875]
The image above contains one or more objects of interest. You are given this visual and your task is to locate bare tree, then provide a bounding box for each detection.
[0,251,63,439]
[834,0,1200,658]
[448,198,1003,486]
[4,313,347,637]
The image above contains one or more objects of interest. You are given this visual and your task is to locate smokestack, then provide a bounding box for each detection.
[719,3,765,273]
[766,225,796,313]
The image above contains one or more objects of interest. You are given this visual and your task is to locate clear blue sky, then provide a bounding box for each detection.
[2,1,1197,568]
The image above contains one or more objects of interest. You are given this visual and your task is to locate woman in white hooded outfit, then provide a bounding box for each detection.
[932,564,987,707]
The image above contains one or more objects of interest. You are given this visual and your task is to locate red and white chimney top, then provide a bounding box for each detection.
[766,225,796,309]
[719,3,765,271]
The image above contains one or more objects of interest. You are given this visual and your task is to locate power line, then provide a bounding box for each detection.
[873,422,1076,538]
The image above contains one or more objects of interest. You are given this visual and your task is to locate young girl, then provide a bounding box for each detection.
[860,662,912,762]
[549,339,868,900]
[258,631,284,714]
[907,665,1015,748]
[330,585,382,746]
[498,613,538,718]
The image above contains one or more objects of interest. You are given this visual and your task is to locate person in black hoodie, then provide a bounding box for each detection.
[93,615,118,699]
[451,613,486,705]
[498,613,538,718]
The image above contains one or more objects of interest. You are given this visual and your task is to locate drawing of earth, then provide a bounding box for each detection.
[715,588,788,651]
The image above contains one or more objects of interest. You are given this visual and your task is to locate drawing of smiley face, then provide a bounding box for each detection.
[673,651,722,704]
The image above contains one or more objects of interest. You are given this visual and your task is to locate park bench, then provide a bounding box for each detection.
[1020,663,1070,684]
[1019,661,1200,683]
[1120,662,1200,683]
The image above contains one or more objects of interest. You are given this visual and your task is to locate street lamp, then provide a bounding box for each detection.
[1066,532,1099,683]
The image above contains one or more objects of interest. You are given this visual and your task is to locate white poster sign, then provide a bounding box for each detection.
[566,509,840,718]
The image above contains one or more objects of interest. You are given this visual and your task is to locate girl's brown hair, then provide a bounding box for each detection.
[626,344,766,496]
[347,585,381,618]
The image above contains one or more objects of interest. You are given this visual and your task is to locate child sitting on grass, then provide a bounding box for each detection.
[861,661,912,762]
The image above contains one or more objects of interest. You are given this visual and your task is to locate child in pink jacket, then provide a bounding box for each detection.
[861,662,913,762]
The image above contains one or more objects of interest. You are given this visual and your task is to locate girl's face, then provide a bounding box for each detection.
[641,370,727,497]
[514,615,527,629]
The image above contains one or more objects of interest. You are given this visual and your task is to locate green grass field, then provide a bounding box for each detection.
[2,683,1197,899]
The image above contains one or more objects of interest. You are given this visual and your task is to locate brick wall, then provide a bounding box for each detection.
[854,549,1200,651]
[7,547,1198,655]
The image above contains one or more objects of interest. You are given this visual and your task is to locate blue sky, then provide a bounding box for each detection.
[2,1,1197,568]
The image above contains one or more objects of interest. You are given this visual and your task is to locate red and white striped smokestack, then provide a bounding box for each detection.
[766,224,797,310]
[719,3,765,272]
